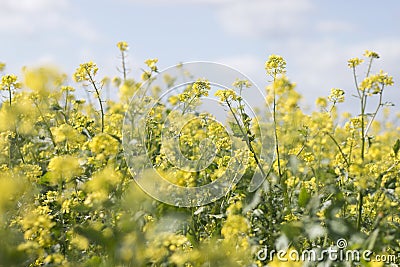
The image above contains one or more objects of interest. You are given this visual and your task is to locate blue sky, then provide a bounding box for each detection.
[1,0,399,114]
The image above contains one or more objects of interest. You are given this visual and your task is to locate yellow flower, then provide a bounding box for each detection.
[328,88,345,103]
[215,89,238,102]
[61,85,75,93]
[88,133,120,156]
[144,58,158,72]
[52,124,85,144]
[117,41,129,52]
[91,167,120,190]
[73,61,98,82]
[265,54,286,77]
[364,50,380,59]
[23,67,63,95]
[71,233,89,250]
[221,214,249,238]
[1,74,20,91]
[47,155,82,183]
[359,70,393,93]
[168,95,179,105]
[0,174,26,215]
[0,62,5,72]
[141,71,151,81]
[191,79,210,97]
[315,97,328,108]
[232,79,252,88]
[347,57,364,68]
[302,152,315,163]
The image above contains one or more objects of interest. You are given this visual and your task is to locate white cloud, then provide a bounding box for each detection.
[216,0,314,37]
[0,0,67,33]
[122,0,314,37]
[121,0,230,5]
[274,38,400,113]
[316,20,356,33]
[217,54,264,79]
[2,0,67,13]
[0,0,99,41]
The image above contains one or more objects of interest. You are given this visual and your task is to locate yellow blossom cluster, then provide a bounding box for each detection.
[117,41,129,52]
[265,54,286,77]
[0,45,398,267]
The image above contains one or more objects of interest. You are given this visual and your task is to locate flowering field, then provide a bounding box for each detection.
[0,43,399,266]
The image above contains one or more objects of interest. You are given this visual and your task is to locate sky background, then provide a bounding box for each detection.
[1,0,400,116]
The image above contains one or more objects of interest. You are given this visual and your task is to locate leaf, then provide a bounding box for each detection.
[298,186,311,208]
[393,139,400,156]
[281,222,303,239]
[228,122,244,138]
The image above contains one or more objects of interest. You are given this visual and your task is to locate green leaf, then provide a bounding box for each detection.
[281,222,303,240]
[298,186,311,208]
[393,139,400,156]
[228,122,244,138]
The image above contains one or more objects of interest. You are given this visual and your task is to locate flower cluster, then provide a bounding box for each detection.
[328,88,345,103]
[359,70,394,93]
[0,45,398,267]
[73,61,98,82]
[117,41,129,52]
[265,54,286,77]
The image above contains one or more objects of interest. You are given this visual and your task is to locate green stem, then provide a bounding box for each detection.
[33,100,57,148]
[226,101,268,181]
[8,85,12,107]
[364,89,383,137]
[326,132,350,168]
[360,90,366,161]
[121,51,127,81]
[86,69,104,133]
[273,91,283,179]
[8,136,11,167]
[352,67,361,99]
[59,180,67,256]
[64,88,70,123]
[357,192,363,230]
[356,57,374,231]
[366,57,374,78]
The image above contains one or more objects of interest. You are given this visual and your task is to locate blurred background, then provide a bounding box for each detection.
[1,0,399,115]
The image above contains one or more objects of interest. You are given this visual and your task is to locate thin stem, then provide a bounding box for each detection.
[59,180,67,256]
[357,101,366,231]
[121,51,127,81]
[364,89,384,137]
[226,100,268,181]
[86,68,104,133]
[64,89,69,112]
[182,95,196,115]
[272,81,283,179]
[33,100,57,148]
[15,132,25,164]
[8,136,11,167]
[356,57,374,231]
[8,85,25,167]
[352,67,361,99]
[360,90,366,161]
[348,131,355,166]
[326,132,350,168]
[366,57,374,78]
[7,85,12,107]
[357,192,363,230]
